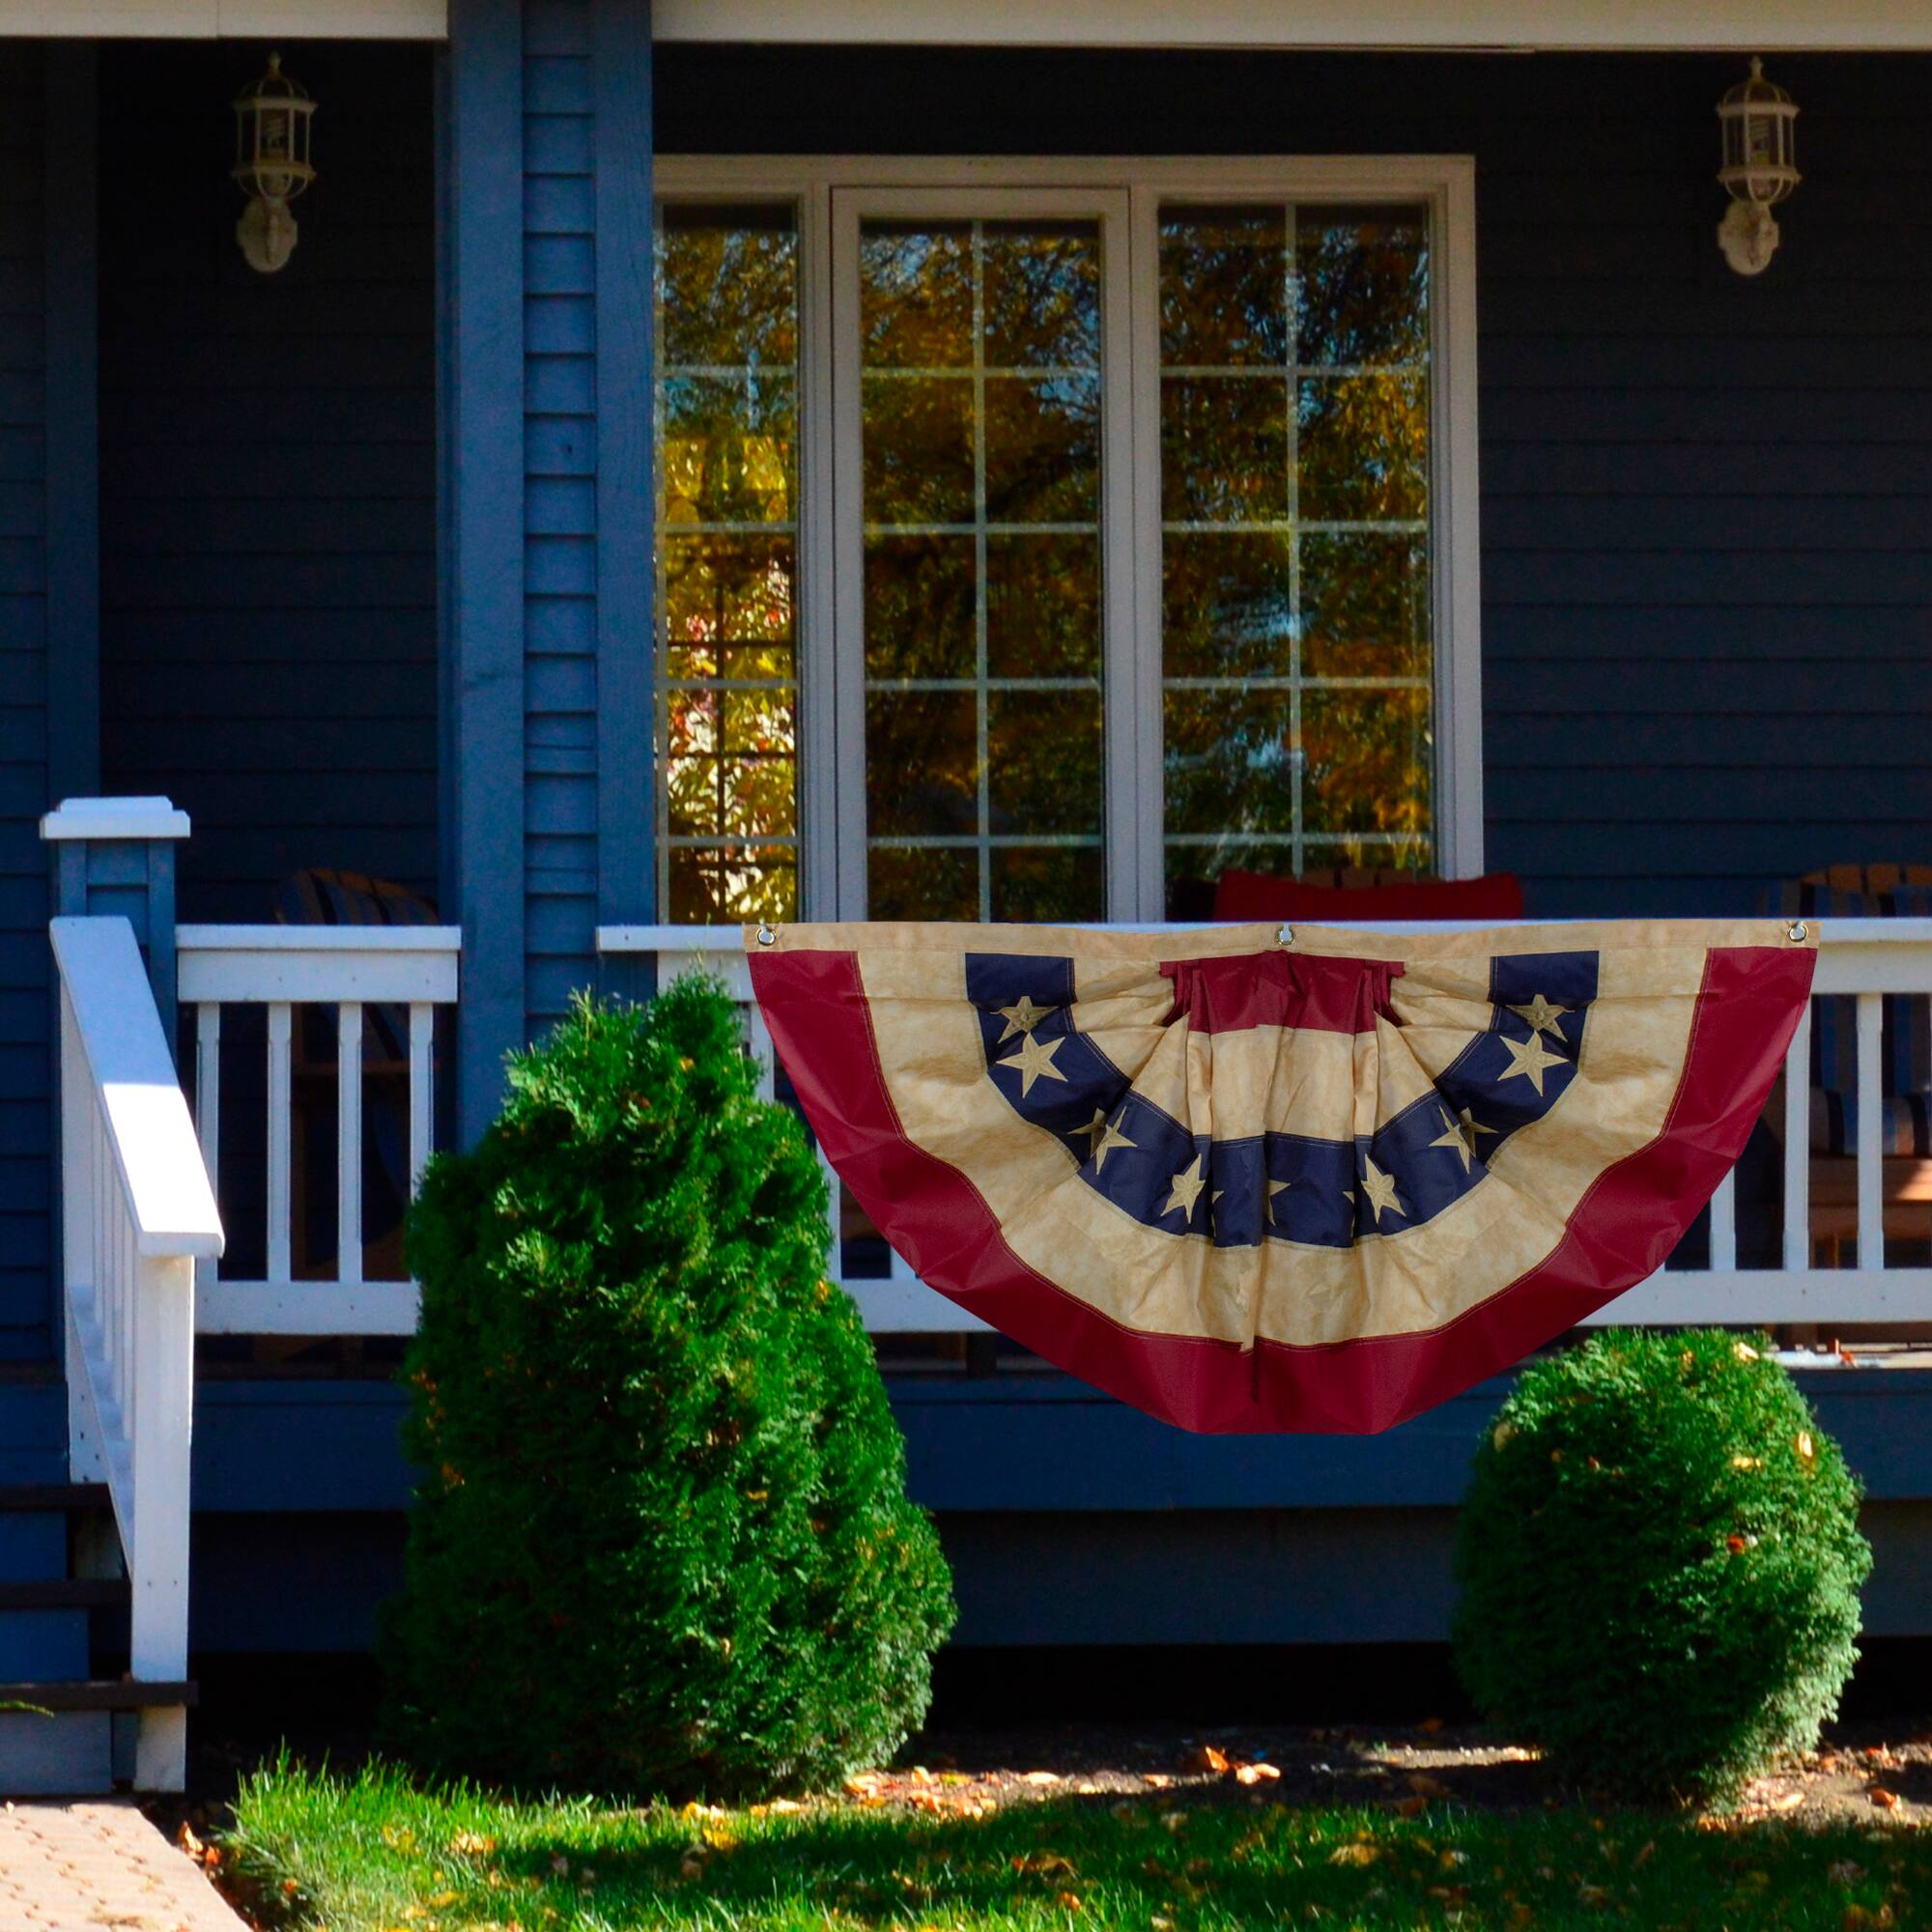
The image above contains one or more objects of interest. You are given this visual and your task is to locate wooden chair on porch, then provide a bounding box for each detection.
[1765,864,1932,1266]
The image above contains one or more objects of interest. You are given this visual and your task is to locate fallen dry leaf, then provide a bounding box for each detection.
[1021,1770,1063,1786]
[1142,1773,1174,1789]
[1012,1853,1076,1879]
[1328,1842,1380,1867]
[1870,1787,1901,1810]
[1199,1745,1232,1774]
[1235,1762,1282,1785]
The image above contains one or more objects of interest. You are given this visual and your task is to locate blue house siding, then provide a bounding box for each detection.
[97,43,440,926]
[0,48,50,1364]
[655,45,1932,918]
[183,1370,1932,1650]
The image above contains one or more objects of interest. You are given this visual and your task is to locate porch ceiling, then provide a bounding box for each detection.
[655,0,1932,51]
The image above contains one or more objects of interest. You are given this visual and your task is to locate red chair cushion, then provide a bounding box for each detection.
[1211,869,1525,923]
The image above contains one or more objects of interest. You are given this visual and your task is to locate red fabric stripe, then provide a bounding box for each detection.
[1160,950,1404,1035]
[752,943,1813,1435]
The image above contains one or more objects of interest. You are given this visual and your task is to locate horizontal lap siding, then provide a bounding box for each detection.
[98,44,439,925]
[657,47,1932,919]
[0,49,47,1359]
[525,0,601,1027]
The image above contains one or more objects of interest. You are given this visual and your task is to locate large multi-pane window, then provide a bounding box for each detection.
[653,164,1475,925]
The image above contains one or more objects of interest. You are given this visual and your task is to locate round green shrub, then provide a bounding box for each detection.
[382,981,955,1800]
[1453,1328,1869,1805]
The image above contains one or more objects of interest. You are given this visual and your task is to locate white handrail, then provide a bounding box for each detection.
[178,924,461,1336]
[51,916,223,1794]
[599,919,1932,1336]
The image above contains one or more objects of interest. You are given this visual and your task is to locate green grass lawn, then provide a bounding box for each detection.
[221,1758,1926,1931]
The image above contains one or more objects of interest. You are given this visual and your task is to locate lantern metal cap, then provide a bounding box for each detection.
[234,50,312,109]
[1719,55,1796,111]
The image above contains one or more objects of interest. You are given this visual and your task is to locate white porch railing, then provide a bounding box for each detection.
[178,924,462,1336]
[598,919,1932,1335]
[52,917,223,1792]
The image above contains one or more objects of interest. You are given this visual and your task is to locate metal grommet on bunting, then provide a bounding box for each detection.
[756,923,779,947]
[1278,923,1295,948]
[1787,920,1808,943]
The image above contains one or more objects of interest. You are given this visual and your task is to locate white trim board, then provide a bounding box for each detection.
[0,0,443,35]
[656,1,1932,49]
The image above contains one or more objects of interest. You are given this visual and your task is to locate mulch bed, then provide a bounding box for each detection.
[855,1718,1932,1825]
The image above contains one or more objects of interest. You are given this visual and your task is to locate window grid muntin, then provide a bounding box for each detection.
[859,216,1106,922]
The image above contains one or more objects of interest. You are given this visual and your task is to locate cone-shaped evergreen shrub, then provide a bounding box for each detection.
[1453,1329,1869,1805]
[383,982,954,1799]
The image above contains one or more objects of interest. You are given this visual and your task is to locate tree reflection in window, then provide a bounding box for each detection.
[655,205,801,923]
[859,219,1106,922]
[1159,204,1432,912]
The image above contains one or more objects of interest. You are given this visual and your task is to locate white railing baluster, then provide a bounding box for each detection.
[194,1003,221,1293]
[408,1001,434,1192]
[50,916,222,1792]
[267,1001,293,1287]
[1782,999,1812,1273]
[1708,1168,1737,1273]
[1857,990,1884,1273]
[337,1001,363,1287]
[128,1248,191,1792]
[176,926,461,1335]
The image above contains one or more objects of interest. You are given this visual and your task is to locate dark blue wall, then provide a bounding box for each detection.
[97,43,439,925]
[0,49,50,1362]
[184,1370,1932,1650]
[656,46,1932,918]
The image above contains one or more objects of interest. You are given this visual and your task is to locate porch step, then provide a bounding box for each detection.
[0,1579,125,1611]
[0,1679,196,1712]
[0,1484,110,1513]
[0,1710,111,1797]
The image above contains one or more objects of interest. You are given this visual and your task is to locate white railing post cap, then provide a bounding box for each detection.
[41,797,192,842]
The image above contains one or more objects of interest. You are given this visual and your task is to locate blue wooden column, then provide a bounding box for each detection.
[440,0,658,1139]
[441,0,528,1144]
[40,798,191,1053]
[591,0,655,1005]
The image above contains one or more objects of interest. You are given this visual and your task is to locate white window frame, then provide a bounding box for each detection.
[655,154,1484,922]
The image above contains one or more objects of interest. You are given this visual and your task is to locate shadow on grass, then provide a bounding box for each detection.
[466,1785,1931,1931]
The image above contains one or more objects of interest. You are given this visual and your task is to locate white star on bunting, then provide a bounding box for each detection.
[1360,1155,1404,1226]
[1163,1154,1208,1223]
[1074,1107,1136,1173]
[1497,1031,1567,1097]
[999,1029,1066,1098]
[1509,992,1570,1041]
[996,992,1055,1042]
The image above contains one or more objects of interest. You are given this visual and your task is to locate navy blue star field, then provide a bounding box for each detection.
[964,949,1600,1249]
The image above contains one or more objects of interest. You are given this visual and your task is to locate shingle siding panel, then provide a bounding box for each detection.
[660,43,1932,920]
[98,43,439,926]
[0,48,45,1357]
[522,0,604,1027]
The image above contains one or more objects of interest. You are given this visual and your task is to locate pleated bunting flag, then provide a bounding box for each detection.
[748,920,1816,1435]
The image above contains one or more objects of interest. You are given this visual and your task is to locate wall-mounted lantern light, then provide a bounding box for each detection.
[1717,57,1799,275]
[232,53,316,274]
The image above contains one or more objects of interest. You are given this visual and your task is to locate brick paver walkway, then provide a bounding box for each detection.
[0,1802,242,1931]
